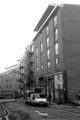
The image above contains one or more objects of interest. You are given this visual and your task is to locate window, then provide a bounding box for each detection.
[41,55,43,64]
[47,49,50,59]
[36,57,38,66]
[41,64,43,74]
[54,16,57,28]
[10,84,12,88]
[46,26,49,36]
[47,61,50,73]
[55,57,59,65]
[6,80,8,82]
[40,34,42,42]
[37,67,39,72]
[31,44,34,52]
[55,43,59,55]
[55,29,58,41]
[41,43,43,53]
[6,85,8,88]
[47,37,50,48]
[55,57,60,71]
[36,48,38,56]
[54,74,63,89]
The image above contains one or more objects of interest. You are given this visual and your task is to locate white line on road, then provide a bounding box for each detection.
[5,116,9,120]
[35,111,48,119]
[0,116,9,120]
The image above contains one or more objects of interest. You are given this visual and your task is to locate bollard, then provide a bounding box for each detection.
[35,111,48,120]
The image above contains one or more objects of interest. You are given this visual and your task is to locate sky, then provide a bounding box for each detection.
[0,0,80,73]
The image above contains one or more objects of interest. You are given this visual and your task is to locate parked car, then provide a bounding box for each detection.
[25,93,48,106]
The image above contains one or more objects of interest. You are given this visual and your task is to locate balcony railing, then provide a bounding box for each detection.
[19,66,23,69]
[29,51,33,55]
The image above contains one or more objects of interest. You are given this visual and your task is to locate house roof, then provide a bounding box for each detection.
[34,5,54,32]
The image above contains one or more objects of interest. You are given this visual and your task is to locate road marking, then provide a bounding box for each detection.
[5,116,9,120]
[35,111,48,119]
[51,106,80,116]
[4,110,6,114]
[0,116,9,120]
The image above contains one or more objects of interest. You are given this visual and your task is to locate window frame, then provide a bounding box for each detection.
[41,43,43,53]
[46,25,49,36]
[47,37,50,48]
[55,42,59,55]
[47,61,50,73]
[54,29,58,41]
[41,64,44,74]
[36,57,38,66]
[47,49,50,60]
[36,48,38,56]
[54,16,58,28]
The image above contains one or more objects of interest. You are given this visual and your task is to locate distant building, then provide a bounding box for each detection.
[32,4,80,103]
[0,68,20,92]
[25,44,34,90]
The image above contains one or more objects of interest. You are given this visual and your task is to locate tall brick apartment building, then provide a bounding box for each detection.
[30,4,80,103]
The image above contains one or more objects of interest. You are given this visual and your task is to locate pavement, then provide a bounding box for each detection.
[15,98,80,115]
[0,103,7,117]
[16,98,80,114]
[0,99,15,103]
[0,100,13,119]
[1,98,80,118]
[49,102,80,115]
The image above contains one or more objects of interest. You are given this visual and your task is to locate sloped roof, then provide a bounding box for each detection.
[34,5,54,32]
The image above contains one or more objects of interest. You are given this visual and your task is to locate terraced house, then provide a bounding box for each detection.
[29,4,80,104]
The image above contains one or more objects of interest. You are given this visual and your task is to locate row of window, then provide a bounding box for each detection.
[6,84,12,88]
[54,15,59,71]
[35,36,58,57]
[31,14,59,74]
[6,79,19,83]
[46,25,50,73]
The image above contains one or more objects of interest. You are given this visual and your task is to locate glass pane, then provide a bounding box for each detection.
[32,45,34,52]
[41,65,43,74]
[55,43,59,55]
[47,61,50,73]
[54,16,57,28]
[47,49,50,59]
[55,58,59,65]
[55,29,58,41]
[46,26,49,35]
[37,67,39,71]
[36,58,38,66]
[54,75,58,89]
[47,37,49,48]
[41,43,43,53]
[40,34,42,42]
[36,48,38,56]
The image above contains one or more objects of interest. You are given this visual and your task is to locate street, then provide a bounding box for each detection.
[0,103,7,117]
[2,100,80,120]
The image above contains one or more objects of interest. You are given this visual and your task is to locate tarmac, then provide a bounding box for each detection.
[1,99,80,117]
[0,99,14,117]
[0,103,7,117]
[49,102,80,115]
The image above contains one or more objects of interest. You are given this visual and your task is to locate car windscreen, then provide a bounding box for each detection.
[40,94,45,98]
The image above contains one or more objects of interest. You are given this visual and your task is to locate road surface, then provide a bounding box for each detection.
[0,103,7,117]
[3,100,80,120]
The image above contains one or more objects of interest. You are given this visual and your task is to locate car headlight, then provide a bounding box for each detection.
[34,100,39,103]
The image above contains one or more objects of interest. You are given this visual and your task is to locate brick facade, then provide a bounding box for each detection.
[31,4,80,103]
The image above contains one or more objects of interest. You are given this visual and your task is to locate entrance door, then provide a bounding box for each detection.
[54,73,64,104]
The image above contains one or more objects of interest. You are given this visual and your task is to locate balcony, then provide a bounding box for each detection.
[29,51,33,55]
[18,79,24,83]
[19,65,23,69]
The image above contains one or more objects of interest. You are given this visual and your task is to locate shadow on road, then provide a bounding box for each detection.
[9,111,31,120]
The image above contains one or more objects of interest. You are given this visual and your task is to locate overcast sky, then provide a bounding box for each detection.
[0,0,80,73]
